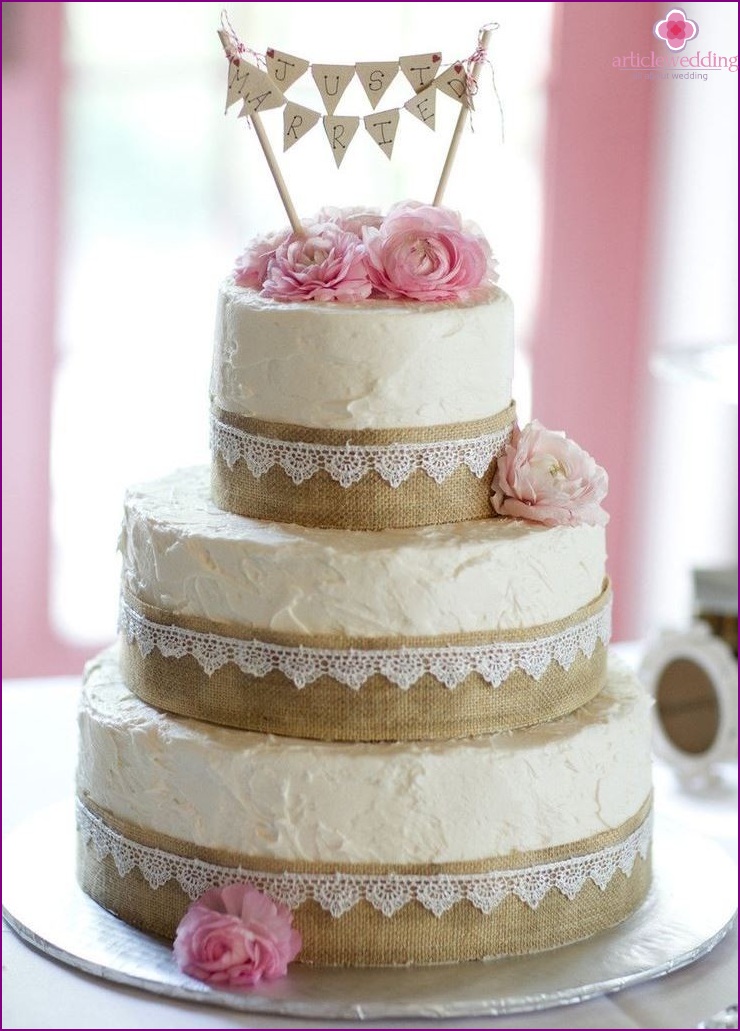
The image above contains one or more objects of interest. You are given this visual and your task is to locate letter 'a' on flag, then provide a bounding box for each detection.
[355,62,400,109]
[266,47,310,89]
[283,102,321,151]
[312,64,356,114]
[323,115,359,167]
[363,108,400,159]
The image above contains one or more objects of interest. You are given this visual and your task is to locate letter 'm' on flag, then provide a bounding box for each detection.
[355,62,400,109]
[312,65,356,114]
[322,115,360,167]
[266,47,310,90]
[399,53,442,93]
[282,102,321,151]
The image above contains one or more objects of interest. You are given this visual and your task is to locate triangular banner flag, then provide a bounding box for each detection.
[283,102,321,151]
[404,84,437,130]
[399,52,442,93]
[312,64,356,114]
[363,108,400,159]
[323,115,359,167]
[224,58,254,112]
[435,62,470,106]
[355,61,399,109]
[230,62,285,116]
[266,47,309,90]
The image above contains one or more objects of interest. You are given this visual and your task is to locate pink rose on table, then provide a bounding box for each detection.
[174,883,301,988]
[262,223,372,302]
[362,202,495,302]
[491,421,609,527]
[233,227,293,289]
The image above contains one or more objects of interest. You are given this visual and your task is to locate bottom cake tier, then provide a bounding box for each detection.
[76,647,653,966]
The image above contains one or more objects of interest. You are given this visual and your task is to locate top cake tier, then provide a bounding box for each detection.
[210,282,516,529]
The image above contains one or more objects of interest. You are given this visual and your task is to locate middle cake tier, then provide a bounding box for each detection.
[119,467,611,741]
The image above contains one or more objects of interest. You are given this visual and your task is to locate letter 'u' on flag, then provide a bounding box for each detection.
[312,64,356,114]
[404,84,437,130]
[323,115,359,167]
[399,52,442,93]
[355,62,399,109]
[283,102,321,151]
[363,108,400,159]
[266,47,310,90]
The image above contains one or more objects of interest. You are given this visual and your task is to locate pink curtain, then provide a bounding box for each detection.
[530,2,661,640]
[3,3,92,676]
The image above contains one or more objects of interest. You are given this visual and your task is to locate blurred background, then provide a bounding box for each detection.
[3,1,737,677]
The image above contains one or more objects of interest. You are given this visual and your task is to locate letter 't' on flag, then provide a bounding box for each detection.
[404,84,437,130]
[399,52,442,93]
[282,102,321,151]
[322,115,359,167]
[363,108,400,159]
[312,64,356,114]
[266,47,310,90]
[436,62,470,106]
[355,62,400,109]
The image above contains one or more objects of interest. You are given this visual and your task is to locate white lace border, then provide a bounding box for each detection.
[76,799,652,919]
[210,412,516,488]
[119,590,612,691]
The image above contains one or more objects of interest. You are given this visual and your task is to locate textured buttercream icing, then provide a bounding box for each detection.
[78,648,652,865]
[210,280,515,430]
[119,467,607,636]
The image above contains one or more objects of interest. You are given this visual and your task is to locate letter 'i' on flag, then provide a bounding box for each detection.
[323,115,359,167]
[363,108,400,159]
[355,62,399,108]
[312,64,356,114]
[404,84,437,130]
[399,52,442,92]
[283,102,321,151]
[265,47,309,89]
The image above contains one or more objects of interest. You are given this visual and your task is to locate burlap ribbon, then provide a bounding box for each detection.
[77,795,652,967]
[210,403,516,529]
[120,582,611,741]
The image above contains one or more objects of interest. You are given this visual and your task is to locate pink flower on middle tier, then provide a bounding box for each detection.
[262,224,372,302]
[491,420,609,527]
[362,202,494,302]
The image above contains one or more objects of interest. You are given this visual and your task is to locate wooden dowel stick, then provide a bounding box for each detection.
[250,112,303,235]
[433,27,493,207]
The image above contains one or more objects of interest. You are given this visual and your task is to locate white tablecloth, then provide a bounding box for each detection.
[2,674,737,1030]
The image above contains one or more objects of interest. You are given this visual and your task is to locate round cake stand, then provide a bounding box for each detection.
[2,802,736,1022]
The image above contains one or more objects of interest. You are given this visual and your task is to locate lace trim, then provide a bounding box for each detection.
[77,800,651,918]
[119,595,611,690]
[210,414,515,488]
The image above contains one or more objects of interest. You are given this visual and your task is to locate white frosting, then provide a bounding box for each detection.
[119,468,607,636]
[210,280,515,430]
[78,647,652,864]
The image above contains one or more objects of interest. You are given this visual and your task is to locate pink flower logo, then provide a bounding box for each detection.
[653,8,698,52]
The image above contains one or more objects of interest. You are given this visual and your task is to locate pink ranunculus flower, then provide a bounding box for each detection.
[314,205,384,237]
[262,223,372,302]
[362,202,495,302]
[174,883,302,988]
[233,227,293,290]
[491,421,609,527]
[653,8,698,52]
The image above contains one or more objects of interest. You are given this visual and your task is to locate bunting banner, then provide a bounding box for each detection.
[217,26,484,167]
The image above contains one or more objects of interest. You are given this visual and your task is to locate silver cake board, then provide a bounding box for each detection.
[2,801,737,1022]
